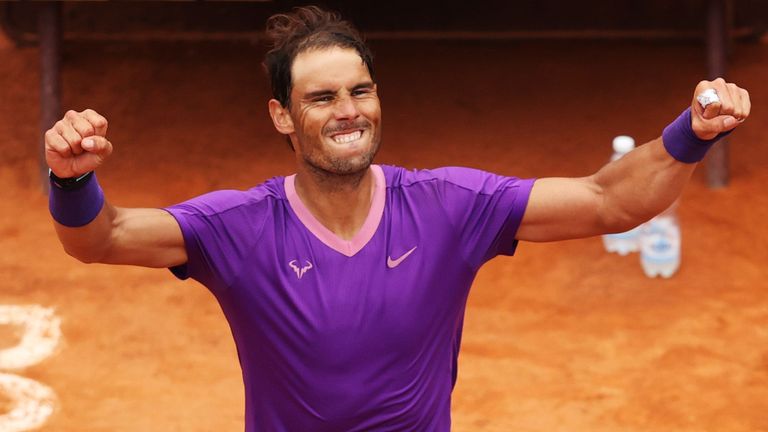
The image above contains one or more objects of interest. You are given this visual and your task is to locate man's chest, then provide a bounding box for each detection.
[225,212,474,353]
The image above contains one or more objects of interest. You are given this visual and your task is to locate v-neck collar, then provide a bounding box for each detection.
[284,165,386,257]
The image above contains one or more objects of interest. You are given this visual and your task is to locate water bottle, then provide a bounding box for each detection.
[639,202,681,278]
[602,136,641,255]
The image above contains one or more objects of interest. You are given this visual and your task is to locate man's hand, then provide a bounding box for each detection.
[692,78,751,141]
[45,109,112,178]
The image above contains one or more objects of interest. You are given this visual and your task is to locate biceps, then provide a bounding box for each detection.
[106,207,187,268]
[515,176,607,242]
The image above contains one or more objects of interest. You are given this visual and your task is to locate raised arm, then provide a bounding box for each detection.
[46,109,187,268]
[516,78,750,243]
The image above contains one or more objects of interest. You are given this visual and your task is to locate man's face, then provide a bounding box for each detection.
[286,46,381,176]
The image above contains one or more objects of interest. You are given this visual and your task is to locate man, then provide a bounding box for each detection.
[45,6,750,431]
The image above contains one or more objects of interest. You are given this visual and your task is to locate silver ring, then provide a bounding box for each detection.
[697,88,720,109]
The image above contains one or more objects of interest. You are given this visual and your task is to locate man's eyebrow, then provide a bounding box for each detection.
[352,81,375,91]
[303,89,336,99]
[303,82,375,99]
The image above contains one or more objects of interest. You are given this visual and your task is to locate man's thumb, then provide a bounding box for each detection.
[81,136,112,156]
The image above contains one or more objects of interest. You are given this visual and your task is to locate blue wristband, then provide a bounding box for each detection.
[49,172,105,227]
[662,107,732,163]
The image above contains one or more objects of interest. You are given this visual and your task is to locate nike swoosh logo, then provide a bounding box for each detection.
[387,246,417,268]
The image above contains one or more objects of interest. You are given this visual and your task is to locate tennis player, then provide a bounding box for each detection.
[45,6,750,431]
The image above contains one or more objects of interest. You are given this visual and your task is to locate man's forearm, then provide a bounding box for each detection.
[45,109,187,268]
[49,170,115,263]
[595,85,744,232]
[53,199,118,264]
[593,137,696,231]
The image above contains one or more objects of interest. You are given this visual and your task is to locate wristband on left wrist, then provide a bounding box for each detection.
[662,107,732,164]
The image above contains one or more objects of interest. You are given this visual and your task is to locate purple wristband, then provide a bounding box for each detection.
[49,173,105,227]
[662,107,732,163]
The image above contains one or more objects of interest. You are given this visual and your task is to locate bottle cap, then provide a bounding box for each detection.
[612,135,635,154]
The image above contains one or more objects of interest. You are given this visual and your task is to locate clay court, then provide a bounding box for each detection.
[1,3,768,431]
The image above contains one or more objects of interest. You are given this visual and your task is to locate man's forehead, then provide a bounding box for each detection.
[291,47,370,91]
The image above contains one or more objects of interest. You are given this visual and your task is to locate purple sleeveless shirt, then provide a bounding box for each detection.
[165,165,534,431]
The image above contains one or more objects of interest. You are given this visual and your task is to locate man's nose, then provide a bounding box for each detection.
[333,95,359,120]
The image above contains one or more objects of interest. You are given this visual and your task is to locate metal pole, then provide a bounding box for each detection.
[705,0,730,188]
[38,2,61,192]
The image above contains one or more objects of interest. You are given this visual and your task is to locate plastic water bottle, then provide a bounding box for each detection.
[640,203,681,278]
[602,136,641,255]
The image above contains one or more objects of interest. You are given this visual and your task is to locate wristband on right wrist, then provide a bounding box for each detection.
[662,107,732,164]
[49,170,94,191]
[49,171,105,227]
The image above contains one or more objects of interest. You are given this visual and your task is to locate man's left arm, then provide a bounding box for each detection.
[516,78,750,243]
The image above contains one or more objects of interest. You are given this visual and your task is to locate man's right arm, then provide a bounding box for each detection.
[53,204,187,268]
[46,109,187,268]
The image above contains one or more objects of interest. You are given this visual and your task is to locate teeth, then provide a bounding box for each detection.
[332,130,362,144]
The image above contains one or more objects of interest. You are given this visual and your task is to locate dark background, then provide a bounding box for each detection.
[2,1,766,41]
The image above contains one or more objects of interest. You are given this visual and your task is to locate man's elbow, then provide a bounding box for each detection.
[601,208,654,234]
[61,243,107,264]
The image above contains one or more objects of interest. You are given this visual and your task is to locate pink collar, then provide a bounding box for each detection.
[284,165,385,257]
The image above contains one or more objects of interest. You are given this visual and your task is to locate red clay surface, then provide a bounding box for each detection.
[1,36,767,431]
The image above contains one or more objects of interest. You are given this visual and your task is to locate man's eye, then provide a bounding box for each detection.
[314,96,333,102]
[352,89,370,97]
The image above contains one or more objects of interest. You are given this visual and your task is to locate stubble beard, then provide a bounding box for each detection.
[300,126,381,187]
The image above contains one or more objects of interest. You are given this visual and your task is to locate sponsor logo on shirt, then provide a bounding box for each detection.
[387,246,417,269]
[288,260,313,279]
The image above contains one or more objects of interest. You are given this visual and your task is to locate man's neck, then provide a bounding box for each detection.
[293,165,375,241]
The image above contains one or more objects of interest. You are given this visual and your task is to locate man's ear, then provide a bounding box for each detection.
[268,99,295,135]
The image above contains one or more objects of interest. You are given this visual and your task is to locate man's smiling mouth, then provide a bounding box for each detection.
[331,130,363,144]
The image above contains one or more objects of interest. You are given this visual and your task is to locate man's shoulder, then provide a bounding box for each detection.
[381,164,505,191]
[167,176,287,217]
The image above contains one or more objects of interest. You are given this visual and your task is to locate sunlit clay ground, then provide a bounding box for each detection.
[1,36,767,431]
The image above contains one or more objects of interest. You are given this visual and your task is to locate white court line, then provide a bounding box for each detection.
[0,306,61,371]
[0,373,56,432]
[0,305,61,431]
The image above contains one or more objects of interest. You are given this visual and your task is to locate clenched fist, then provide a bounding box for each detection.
[691,78,751,141]
[45,109,113,178]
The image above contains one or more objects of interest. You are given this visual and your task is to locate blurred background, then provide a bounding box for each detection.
[1,1,767,431]
[2,1,767,39]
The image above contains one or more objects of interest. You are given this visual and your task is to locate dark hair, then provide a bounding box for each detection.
[264,6,375,108]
